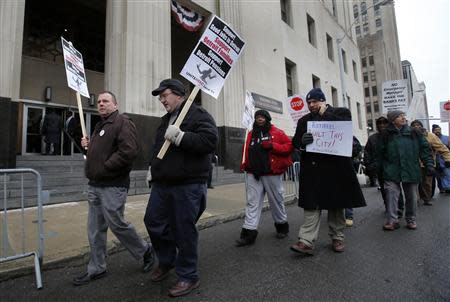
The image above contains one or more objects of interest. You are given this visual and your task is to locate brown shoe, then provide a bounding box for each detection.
[332,239,345,253]
[383,222,400,231]
[406,222,417,230]
[150,267,171,282]
[290,241,314,255]
[168,280,200,297]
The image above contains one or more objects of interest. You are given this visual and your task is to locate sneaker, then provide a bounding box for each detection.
[290,241,314,255]
[345,219,354,227]
[383,222,400,231]
[331,239,345,253]
[406,222,417,230]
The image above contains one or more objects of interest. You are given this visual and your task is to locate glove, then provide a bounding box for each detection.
[318,103,327,115]
[426,166,436,176]
[301,132,314,145]
[164,125,185,146]
[445,161,450,168]
[261,141,273,150]
[146,166,152,188]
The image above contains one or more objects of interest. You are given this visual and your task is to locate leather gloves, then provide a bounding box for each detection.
[261,141,273,150]
[426,166,436,176]
[164,125,185,146]
[301,132,314,145]
[445,161,450,168]
[146,166,152,188]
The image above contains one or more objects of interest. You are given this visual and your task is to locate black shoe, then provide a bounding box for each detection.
[72,271,107,286]
[235,228,258,247]
[143,246,155,273]
[207,185,214,189]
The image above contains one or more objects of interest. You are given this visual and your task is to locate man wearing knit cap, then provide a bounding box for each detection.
[376,110,433,230]
[237,109,293,246]
[290,88,366,255]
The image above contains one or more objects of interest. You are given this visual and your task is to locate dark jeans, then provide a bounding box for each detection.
[144,183,206,282]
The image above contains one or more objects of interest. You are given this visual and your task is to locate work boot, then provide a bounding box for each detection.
[274,222,289,238]
[235,228,258,247]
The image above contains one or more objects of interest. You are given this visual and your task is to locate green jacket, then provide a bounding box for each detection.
[376,124,433,183]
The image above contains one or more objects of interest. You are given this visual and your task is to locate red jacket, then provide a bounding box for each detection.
[241,125,293,175]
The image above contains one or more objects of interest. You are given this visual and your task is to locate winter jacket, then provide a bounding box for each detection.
[241,125,293,175]
[150,101,218,185]
[85,110,139,188]
[363,132,381,174]
[375,124,433,183]
[292,105,366,210]
[41,112,62,143]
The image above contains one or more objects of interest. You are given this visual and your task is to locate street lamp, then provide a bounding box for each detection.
[336,0,393,108]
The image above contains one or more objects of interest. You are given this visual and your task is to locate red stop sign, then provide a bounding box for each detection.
[444,102,450,111]
[290,97,304,111]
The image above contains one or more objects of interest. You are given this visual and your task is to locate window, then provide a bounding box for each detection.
[285,58,296,96]
[363,72,368,82]
[332,0,337,18]
[369,55,374,65]
[370,70,376,81]
[361,2,367,14]
[366,102,372,114]
[372,86,378,96]
[280,0,291,25]
[312,74,321,88]
[357,102,363,129]
[326,33,334,61]
[362,57,367,68]
[363,24,369,33]
[331,86,338,107]
[374,101,379,113]
[356,26,361,36]
[374,4,381,16]
[365,87,370,97]
[307,14,317,47]
[352,60,358,81]
[342,49,348,73]
[353,4,359,19]
[376,18,382,27]
[347,96,351,110]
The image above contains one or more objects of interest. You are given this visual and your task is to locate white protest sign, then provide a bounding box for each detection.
[381,79,408,114]
[180,15,245,99]
[286,94,309,129]
[440,101,450,122]
[306,121,353,157]
[61,37,90,98]
[242,90,255,130]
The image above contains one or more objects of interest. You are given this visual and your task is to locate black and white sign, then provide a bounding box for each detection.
[61,37,90,98]
[381,80,408,113]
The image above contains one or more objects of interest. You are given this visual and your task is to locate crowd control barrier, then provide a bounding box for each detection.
[0,168,44,289]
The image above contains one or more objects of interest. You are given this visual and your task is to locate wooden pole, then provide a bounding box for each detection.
[157,86,200,159]
[241,129,249,164]
[75,91,87,138]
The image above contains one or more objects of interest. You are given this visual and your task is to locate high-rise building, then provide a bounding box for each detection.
[402,60,429,129]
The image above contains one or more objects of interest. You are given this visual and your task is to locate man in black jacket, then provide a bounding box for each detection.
[144,79,218,297]
[73,91,154,286]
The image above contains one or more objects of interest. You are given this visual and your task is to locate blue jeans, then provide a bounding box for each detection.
[144,183,206,282]
[345,208,353,220]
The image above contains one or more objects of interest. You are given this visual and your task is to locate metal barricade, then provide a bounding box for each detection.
[0,168,44,289]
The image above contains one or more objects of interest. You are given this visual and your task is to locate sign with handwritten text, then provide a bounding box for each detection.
[306,121,353,157]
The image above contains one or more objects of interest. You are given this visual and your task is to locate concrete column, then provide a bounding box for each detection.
[105,0,171,115]
[0,0,25,100]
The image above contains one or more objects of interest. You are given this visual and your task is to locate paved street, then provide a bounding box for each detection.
[1,187,449,301]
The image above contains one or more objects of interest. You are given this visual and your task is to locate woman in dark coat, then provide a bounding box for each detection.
[289,88,366,255]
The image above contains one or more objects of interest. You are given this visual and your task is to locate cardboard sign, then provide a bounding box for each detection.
[306,121,353,157]
[286,94,309,129]
[381,79,408,114]
[242,90,255,130]
[61,37,90,98]
[180,15,245,99]
[440,101,450,122]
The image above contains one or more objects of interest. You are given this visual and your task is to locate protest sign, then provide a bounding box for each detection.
[306,121,353,157]
[440,101,450,123]
[242,91,255,130]
[286,94,309,129]
[381,80,408,114]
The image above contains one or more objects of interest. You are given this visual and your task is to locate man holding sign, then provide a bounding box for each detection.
[144,79,218,297]
[290,88,366,255]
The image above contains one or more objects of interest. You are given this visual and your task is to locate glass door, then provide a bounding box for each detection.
[23,105,45,154]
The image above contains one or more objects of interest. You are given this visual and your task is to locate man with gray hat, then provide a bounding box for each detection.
[290,88,366,255]
[144,78,218,297]
[375,110,433,230]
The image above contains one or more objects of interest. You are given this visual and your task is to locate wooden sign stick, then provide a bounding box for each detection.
[157,86,200,159]
[241,129,249,164]
[75,91,87,138]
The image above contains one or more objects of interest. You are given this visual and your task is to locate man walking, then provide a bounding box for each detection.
[290,88,366,255]
[236,109,293,246]
[72,91,154,286]
[144,79,218,297]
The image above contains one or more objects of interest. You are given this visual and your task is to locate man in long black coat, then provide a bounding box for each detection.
[290,88,366,255]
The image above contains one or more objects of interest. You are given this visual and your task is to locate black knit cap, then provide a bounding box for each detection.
[254,109,271,121]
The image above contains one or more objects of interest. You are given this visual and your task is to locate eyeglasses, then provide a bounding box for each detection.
[158,92,174,101]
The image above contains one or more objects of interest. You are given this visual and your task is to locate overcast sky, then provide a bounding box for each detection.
[395,0,449,134]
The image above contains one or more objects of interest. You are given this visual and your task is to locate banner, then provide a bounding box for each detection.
[180,15,245,99]
[286,94,309,129]
[61,37,90,98]
[381,79,408,114]
[306,121,353,157]
[171,0,204,32]
[242,91,255,130]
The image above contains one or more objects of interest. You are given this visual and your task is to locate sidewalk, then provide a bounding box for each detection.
[0,182,297,280]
